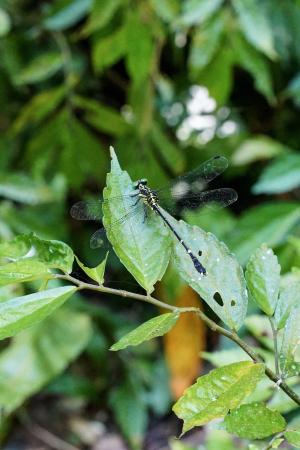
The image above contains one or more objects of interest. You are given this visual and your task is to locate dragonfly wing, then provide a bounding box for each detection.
[70,200,103,221]
[181,188,238,210]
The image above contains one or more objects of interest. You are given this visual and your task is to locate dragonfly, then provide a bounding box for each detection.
[71,156,237,276]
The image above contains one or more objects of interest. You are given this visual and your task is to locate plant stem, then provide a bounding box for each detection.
[263,432,284,450]
[269,316,280,377]
[55,273,300,407]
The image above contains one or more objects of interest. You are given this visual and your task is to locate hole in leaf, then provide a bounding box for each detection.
[231,300,236,306]
[213,292,224,307]
[198,250,202,256]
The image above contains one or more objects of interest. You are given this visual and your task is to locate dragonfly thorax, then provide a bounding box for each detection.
[136,181,159,210]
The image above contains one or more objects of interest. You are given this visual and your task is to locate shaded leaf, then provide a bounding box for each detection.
[232,136,285,166]
[285,430,300,447]
[0,8,11,37]
[173,361,264,434]
[92,25,127,72]
[275,272,300,330]
[279,301,300,378]
[0,286,76,340]
[0,308,91,413]
[15,52,63,85]
[165,213,247,330]
[102,148,171,293]
[179,0,224,26]
[245,245,280,316]
[110,312,179,351]
[232,0,277,59]
[227,202,300,265]
[75,253,108,285]
[164,287,205,399]
[224,402,286,439]
[150,122,185,174]
[150,0,180,23]
[44,0,92,30]
[82,0,122,35]
[253,153,300,194]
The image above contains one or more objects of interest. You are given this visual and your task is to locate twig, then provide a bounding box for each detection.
[27,422,80,450]
[55,273,300,407]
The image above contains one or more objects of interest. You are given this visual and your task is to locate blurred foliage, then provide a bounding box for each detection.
[1,0,300,448]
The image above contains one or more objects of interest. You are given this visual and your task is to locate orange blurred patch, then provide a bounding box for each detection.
[163,286,206,399]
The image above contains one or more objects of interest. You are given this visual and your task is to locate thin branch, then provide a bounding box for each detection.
[263,432,284,450]
[54,273,300,407]
[269,316,280,377]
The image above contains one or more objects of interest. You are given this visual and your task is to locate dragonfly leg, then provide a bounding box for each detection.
[143,204,148,223]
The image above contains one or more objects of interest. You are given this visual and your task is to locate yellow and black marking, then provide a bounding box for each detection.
[135,180,206,276]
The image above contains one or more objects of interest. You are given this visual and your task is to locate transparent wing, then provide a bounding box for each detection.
[70,194,138,221]
[89,204,143,249]
[155,156,229,197]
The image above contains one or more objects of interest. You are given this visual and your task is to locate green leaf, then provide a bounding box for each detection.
[0,233,74,274]
[82,0,122,35]
[0,286,76,340]
[0,8,11,37]
[286,72,300,107]
[231,32,275,103]
[188,14,225,73]
[44,0,92,30]
[245,245,280,316]
[164,213,247,330]
[92,25,127,72]
[275,272,300,330]
[102,148,171,293]
[173,361,264,435]
[75,253,108,285]
[279,301,300,378]
[15,52,64,85]
[150,122,185,174]
[0,259,49,287]
[232,136,285,166]
[150,0,180,23]
[12,86,66,134]
[285,430,300,447]
[232,0,277,60]
[110,312,179,351]
[0,308,91,413]
[179,0,224,26]
[224,402,286,439]
[73,95,130,136]
[184,207,236,242]
[125,12,154,86]
[109,378,148,449]
[268,384,300,414]
[227,202,300,265]
[253,153,300,194]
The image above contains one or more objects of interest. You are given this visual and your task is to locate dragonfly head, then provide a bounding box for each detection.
[135,178,148,188]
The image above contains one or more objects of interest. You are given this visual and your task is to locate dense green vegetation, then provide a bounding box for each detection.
[0,0,300,449]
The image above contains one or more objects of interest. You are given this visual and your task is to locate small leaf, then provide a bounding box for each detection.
[103,148,171,293]
[150,0,180,23]
[232,0,277,60]
[232,136,285,166]
[0,8,11,37]
[81,0,122,35]
[224,402,286,439]
[285,430,300,447]
[173,361,264,434]
[275,272,300,330]
[92,26,127,72]
[110,312,179,351]
[279,301,300,378]
[245,245,280,316]
[44,0,92,30]
[179,0,224,26]
[165,213,247,330]
[15,52,64,85]
[253,153,300,194]
[75,253,108,285]
[0,286,76,340]
[0,308,91,413]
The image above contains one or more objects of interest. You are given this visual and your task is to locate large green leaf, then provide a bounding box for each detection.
[279,300,300,378]
[173,361,264,434]
[125,11,154,86]
[227,203,300,265]
[165,213,247,330]
[275,272,300,330]
[0,308,91,413]
[179,0,224,26]
[253,153,300,194]
[232,136,285,166]
[245,245,280,316]
[0,286,76,340]
[102,148,171,293]
[44,0,92,30]
[232,0,277,59]
[15,52,64,85]
[224,402,286,439]
[110,312,179,351]
[0,233,74,274]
